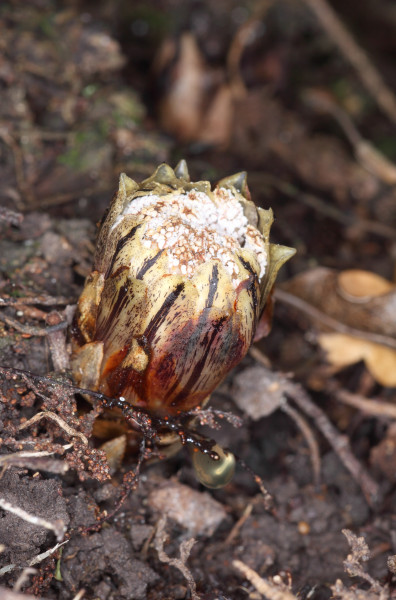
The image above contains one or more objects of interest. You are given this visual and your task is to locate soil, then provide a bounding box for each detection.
[1,1,396,599]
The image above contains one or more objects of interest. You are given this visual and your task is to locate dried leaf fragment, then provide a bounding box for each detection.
[319,333,396,387]
[281,267,396,385]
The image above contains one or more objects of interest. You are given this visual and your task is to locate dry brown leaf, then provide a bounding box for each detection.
[281,268,396,386]
[281,267,396,339]
[155,33,234,146]
[199,83,234,147]
[337,269,395,300]
[319,333,396,387]
[156,33,207,142]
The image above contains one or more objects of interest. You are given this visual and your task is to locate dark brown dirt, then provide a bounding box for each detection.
[2,0,396,599]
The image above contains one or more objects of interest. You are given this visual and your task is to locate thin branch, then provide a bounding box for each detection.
[302,0,396,125]
[0,449,71,464]
[302,89,396,185]
[29,540,68,566]
[19,411,88,446]
[0,313,68,337]
[0,540,69,577]
[227,0,275,99]
[284,380,380,507]
[342,529,383,592]
[0,295,76,307]
[275,287,396,350]
[251,173,396,241]
[0,588,38,600]
[280,401,321,486]
[224,502,254,545]
[45,311,69,372]
[233,559,298,600]
[0,451,69,475]
[0,498,66,541]
[335,388,396,420]
[0,127,35,208]
[13,568,37,592]
[154,516,199,600]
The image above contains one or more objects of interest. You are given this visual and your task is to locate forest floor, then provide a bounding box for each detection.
[1,0,396,598]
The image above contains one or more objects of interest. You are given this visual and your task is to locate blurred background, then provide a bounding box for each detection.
[3,0,396,368]
[1,0,396,256]
[3,0,396,371]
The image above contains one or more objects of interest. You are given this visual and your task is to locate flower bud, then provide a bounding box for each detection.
[71,161,295,417]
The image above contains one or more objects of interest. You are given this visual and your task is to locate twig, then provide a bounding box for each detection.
[249,347,321,485]
[0,127,35,208]
[0,313,68,337]
[233,559,298,600]
[284,380,380,507]
[30,186,108,210]
[250,173,396,241]
[29,540,68,566]
[335,388,396,420]
[0,540,69,577]
[154,515,199,600]
[0,588,38,600]
[274,287,396,350]
[0,451,69,476]
[0,449,71,465]
[13,568,37,592]
[224,502,254,545]
[249,345,272,368]
[19,411,88,446]
[0,295,76,307]
[280,401,321,486]
[0,498,66,541]
[227,0,274,99]
[342,529,383,592]
[301,0,396,125]
[302,89,396,185]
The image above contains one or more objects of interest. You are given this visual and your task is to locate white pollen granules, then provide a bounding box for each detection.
[117,187,267,286]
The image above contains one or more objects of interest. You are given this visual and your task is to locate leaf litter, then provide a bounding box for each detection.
[1,0,396,598]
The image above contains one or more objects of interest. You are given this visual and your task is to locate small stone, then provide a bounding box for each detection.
[129,523,154,551]
[148,479,227,537]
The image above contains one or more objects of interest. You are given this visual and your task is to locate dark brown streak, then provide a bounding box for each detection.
[105,224,141,278]
[136,250,164,280]
[170,315,228,407]
[205,264,219,309]
[97,284,130,341]
[165,264,220,401]
[144,283,185,343]
[238,257,258,314]
[169,265,224,406]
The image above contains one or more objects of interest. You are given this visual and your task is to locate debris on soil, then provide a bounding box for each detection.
[148,479,227,537]
[2,0,396,598]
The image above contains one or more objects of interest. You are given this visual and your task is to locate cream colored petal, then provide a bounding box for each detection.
[95,174,138,272]
[319,333,396,387]
[257,207,273,248]
[95,270,146,361]
[71,341,104,390]
[259,243,296,310]
[190,260,235,314]
[75,270,104,343]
